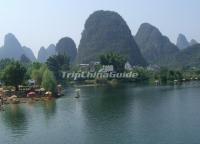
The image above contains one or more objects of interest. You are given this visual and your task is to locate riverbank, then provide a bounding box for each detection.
[0,96,54,109]
[68,77,200,87]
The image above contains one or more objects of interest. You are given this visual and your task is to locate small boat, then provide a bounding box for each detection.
[75,89,80,98]
[56,85,64,98]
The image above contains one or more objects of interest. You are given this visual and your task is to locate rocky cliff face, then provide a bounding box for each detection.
[176,34,190,49]
[0,33,24,60]
[56,37,77,63]
[135,23,179,66]
[22,46,36,61]
[77,10,147,66]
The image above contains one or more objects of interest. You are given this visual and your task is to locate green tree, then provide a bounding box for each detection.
[20,54,31,64]
[100,53,127,72]
[159,68,169,84]
[46,54,70,81]
[1,62,27,91]
[174,71,183,81]
[31,65,47,85]
[168,70,175,81]
[0,58,14,70]
[41,69,57,94]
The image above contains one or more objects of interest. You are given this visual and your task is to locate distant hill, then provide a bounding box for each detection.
[37,44,56,63]
[55,37,77,63]
[174,44,200,68]
[77,10,147,66]
[22,46,36,61]
[176,34,199,50]
[47,44,56,57]
[190,39,199,46]
[0,33,36,61]
[135,23,179,66]
[38,47,48,63]
[176,34,190,49]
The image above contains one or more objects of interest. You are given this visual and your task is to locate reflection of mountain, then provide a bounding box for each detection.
[80,85,133,123]
[2,105,28,135]
[76,85,138,143]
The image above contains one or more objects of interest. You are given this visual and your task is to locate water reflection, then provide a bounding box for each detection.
[78,85,137,143]
[1,104,28,136]
[0,83,200,144]
[42,100,57,120]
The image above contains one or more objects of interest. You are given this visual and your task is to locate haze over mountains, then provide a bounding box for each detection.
[176,34,198,49]
[0,10,199,68]
[37,45,56,63]
[0,33,78,64]
[0,33,36,61]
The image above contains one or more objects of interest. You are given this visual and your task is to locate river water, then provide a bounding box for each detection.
[0,82,200,144]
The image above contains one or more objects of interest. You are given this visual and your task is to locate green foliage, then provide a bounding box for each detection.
[0,58,14,70]
[173,44,200,68]
[156,68,183,84]
[20,54,31,64]
[41,69,57,94]
[31,65,47,85]
[1,61,27,90]
[100,53,127,72]
[133,68,152,81]
[159,68,169,83]
[46,54,70,81]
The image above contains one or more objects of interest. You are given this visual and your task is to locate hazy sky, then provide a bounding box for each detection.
[0,0,199,56]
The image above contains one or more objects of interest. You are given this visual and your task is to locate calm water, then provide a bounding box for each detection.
[1,82,200,144]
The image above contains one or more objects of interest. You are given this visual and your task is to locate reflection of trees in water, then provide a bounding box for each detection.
[42,100,57,120]
[79,85,136,143]
[2,104,28,136]
[81,85,134,122]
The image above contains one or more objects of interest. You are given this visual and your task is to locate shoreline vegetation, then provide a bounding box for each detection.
[0,53,200,110]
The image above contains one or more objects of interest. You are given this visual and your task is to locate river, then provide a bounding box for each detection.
[0,82,200,144]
